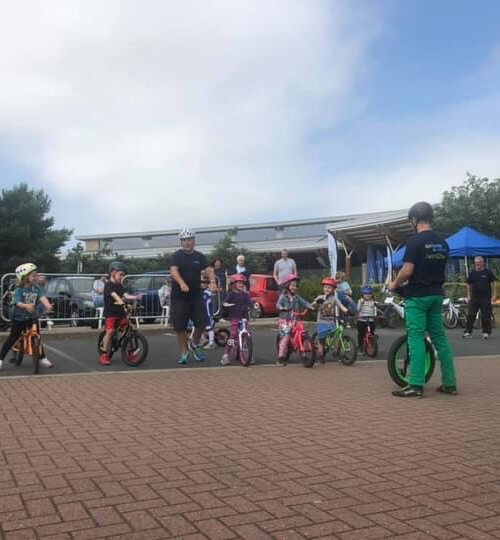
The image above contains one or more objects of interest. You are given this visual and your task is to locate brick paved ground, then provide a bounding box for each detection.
[1,356,500,539]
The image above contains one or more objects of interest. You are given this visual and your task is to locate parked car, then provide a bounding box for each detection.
[249,274,280,318]
[125,273,169,323]
[44,276,98,327]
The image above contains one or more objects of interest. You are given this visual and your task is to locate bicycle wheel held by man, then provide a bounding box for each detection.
[388,201,457,398]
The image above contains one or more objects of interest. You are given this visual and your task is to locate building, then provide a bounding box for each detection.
[76,209,412,279]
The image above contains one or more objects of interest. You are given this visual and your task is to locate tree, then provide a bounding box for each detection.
[0,184,72,274]
[210,228,267,272]
[434,174,500,237]
[60,244,171,275]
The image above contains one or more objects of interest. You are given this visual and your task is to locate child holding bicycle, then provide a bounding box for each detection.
[0,263,53,370]
[99,261,142,366]
[276,274,312,365]
[311,277,348,361]
[220,273,252,365]
[200,274,216,350]
[357,286,377,354]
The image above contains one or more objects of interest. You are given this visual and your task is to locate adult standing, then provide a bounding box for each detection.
[335,271,357,314]
[212,258,228,293]
[389,201,457,398]
[170,228,217,364]
[233,254,251,288]
[273,249,297,286]
[92,275,106,308]
[464,256,497,339]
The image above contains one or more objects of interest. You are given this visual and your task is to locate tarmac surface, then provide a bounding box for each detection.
[0,323,497,377]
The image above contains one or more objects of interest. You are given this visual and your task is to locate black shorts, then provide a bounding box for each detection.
[171,295,206,333]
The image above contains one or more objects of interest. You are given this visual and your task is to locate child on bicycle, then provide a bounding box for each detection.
[276,274,312,365]
[200,274,216,349]
[220,273,252,365]
[357,285,377,354]
[99,261,142,366]
[311,277,348,361]
[0,263,53,370]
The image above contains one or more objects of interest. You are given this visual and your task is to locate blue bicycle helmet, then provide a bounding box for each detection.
[361,286,374,295]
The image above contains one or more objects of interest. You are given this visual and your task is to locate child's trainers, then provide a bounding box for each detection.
[220,354,230,366]
[39,358,53,368]
[188,342,206,362]
[99,353,111,366]
[177,352,190,365]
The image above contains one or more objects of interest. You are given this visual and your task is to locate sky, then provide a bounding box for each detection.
[0,0,500,240]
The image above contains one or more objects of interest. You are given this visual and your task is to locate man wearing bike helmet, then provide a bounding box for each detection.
[170,228,217,364]
[389,201,457,398]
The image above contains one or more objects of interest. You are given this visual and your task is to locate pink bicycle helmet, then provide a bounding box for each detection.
[230,273,247,284]
[282,273,300,287]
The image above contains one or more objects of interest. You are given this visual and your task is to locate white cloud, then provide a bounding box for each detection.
[0,0,377,233]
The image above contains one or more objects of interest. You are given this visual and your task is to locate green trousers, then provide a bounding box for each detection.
[406,295,457,388]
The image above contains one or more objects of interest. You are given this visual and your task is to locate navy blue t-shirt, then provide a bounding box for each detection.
[170,249,208,300]
[403,230,449,298]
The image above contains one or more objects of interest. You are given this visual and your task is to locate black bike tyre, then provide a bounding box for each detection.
[443,310,458,329]
[97,331,106,354]
[311,333,321,364]
[387,334,436,388]
[386,308,403,329]
[300,333,315,368]
[215,328,230,347]
[364,334,378,358]
[239,333,253,367]
[121,332,148,367]
[15,341,24,366]
[276,334,291,363]
[338,334,357,365]
[32,335,41,374]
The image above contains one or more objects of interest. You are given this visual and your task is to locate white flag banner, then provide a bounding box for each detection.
[328,231,338,277]
[386,244,393,284]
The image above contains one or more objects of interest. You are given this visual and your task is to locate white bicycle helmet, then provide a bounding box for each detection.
[15,262,38,280]
[178,228,195,239]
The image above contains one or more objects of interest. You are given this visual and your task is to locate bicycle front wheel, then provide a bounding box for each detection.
[239,333,253,367]
[300,333,315,368]
[31,336,41,374]
[387,334,436,387]
[338,334,357,365]
[121,331,149,367]
[443,310,458,329]
[215,328,230,347]
[14,339,24,366]
[364,334,378,358]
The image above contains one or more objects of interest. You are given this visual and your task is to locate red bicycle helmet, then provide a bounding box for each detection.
[321,277,337,288]
[230,273,247,283]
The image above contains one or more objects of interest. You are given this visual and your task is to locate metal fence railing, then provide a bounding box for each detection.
[1,272,223,327]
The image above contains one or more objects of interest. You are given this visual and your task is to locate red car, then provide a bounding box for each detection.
[249,274,280,318]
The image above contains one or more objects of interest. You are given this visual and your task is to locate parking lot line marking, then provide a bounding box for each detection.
[44,344,93,372]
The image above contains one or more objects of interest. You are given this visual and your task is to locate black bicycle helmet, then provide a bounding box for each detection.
[108,261,128,274]
[408,201,434,222]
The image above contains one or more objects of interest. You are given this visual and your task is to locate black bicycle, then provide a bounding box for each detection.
[97,306,149,367]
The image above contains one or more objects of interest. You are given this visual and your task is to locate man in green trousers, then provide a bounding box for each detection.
[389,201,457,398]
